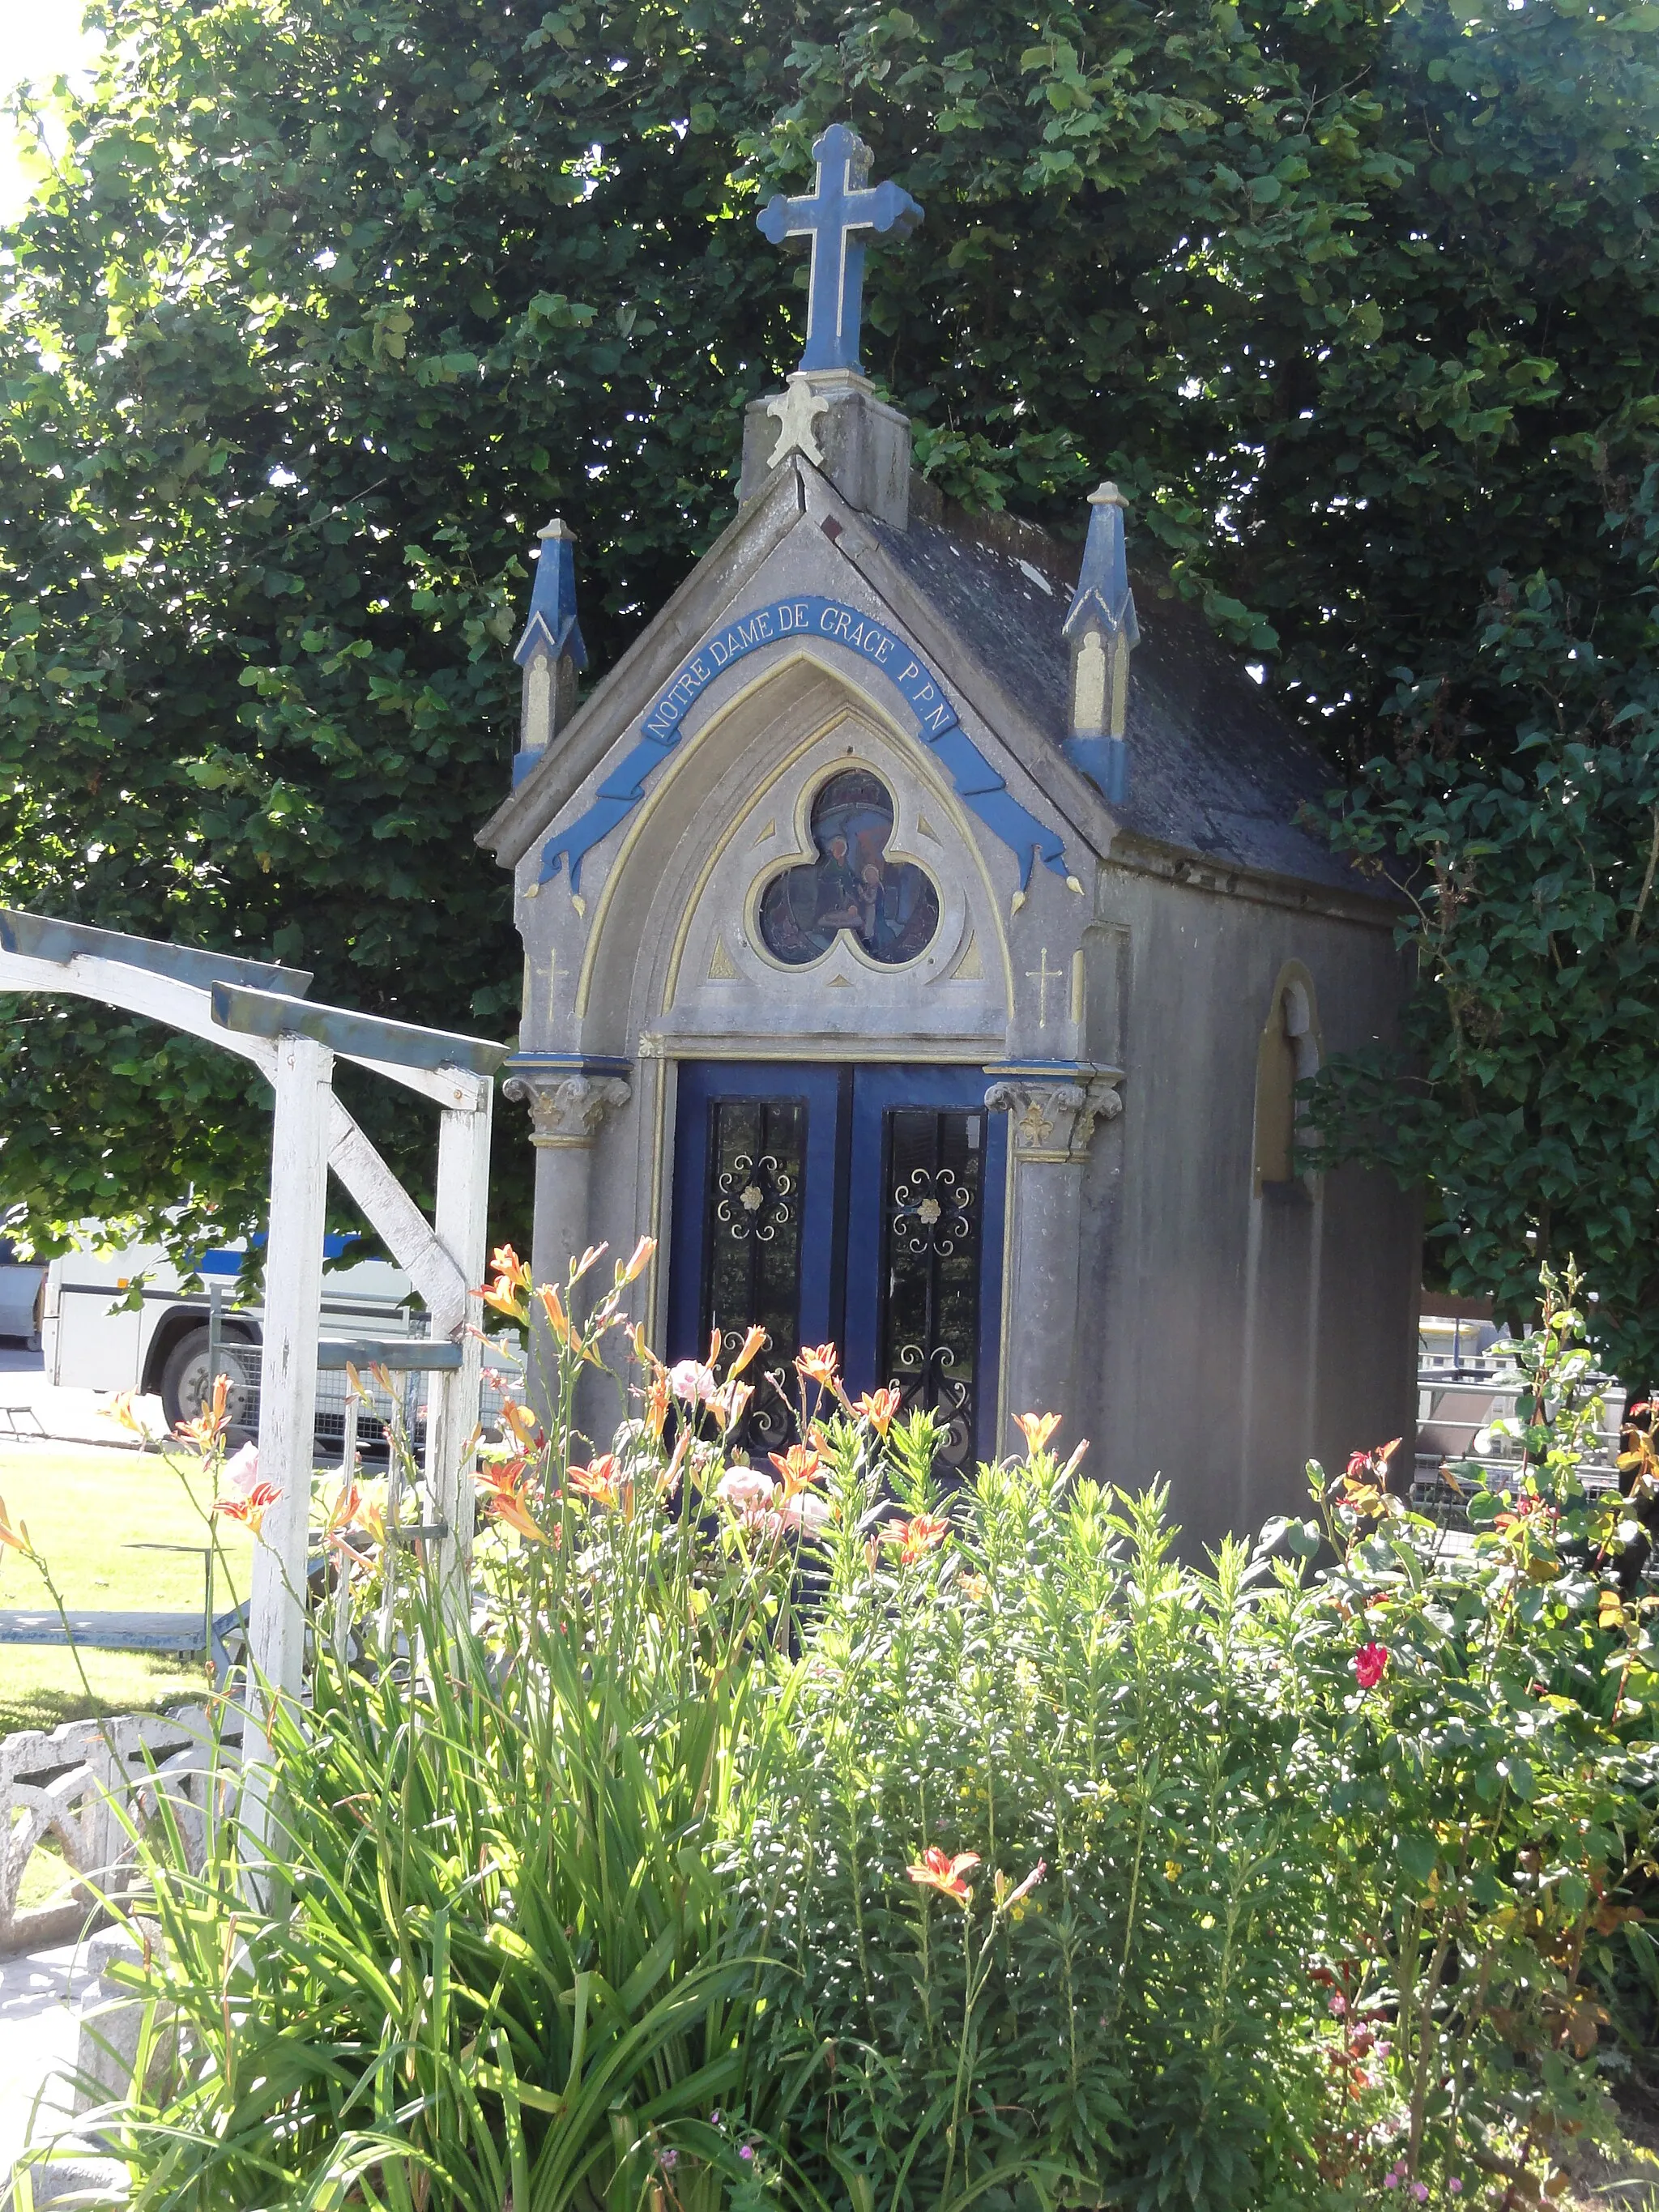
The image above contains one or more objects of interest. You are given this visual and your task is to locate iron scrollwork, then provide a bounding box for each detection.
[715,1153,795,1245]
[891,1164,973,1257]
[879,1109,985,1473]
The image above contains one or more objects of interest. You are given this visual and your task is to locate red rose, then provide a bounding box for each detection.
[1353,1642,1390,1690]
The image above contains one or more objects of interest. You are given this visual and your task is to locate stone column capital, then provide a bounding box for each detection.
[503,1070,631,1149]
[984,1071,1123,1162]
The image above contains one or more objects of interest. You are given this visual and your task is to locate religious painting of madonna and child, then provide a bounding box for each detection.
[757,769,940,967]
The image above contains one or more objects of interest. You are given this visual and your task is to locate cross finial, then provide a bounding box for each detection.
[757,123,923,376]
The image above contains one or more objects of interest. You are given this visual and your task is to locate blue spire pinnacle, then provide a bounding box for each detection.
[1062,484,1139,649]
[514,518,588,671]
[1061,485,1139,808]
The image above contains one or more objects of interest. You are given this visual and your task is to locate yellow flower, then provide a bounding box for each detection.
[1014,1411,1061,1454]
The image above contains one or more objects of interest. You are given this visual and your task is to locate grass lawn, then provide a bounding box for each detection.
[0,1438,253,1736]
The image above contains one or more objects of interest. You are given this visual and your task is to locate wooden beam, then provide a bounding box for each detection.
[0,948,277,1076]
[323,1105,470,1336]
[0,907,312,996]
[426,1091,493,1614]
[315,1336,463,1371]
[242,1033,333,1876]
[211,982,508,1080]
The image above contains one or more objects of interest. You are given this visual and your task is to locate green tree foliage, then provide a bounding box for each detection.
[0,0,1655,1311]
[1316,471,1659,1381]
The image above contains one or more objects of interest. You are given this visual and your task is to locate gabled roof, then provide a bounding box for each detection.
[866,516,1376,901]
[480,454,1387,910]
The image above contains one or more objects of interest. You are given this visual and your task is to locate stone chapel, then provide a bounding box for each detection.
[476,124,1419,1546]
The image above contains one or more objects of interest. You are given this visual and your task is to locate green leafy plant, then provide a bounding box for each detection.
[16,1262,1655,2212]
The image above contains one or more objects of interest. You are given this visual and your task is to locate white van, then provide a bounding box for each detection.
[43,1235,416,1434]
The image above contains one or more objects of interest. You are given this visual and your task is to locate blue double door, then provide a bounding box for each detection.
[667,1063,1006,1468]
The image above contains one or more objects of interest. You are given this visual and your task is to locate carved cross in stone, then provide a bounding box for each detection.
[1026,946,1062,1029]
[535,944,564,1029]
[757,123,923,375]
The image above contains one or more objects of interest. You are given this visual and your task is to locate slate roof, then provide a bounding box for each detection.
[867,515,1383,901]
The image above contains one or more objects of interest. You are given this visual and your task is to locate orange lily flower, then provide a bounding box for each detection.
[642,1367,672,1440]
[0,1495,32,1557]
[569,1455,625,1511]
[889,1512,949,1564]
[480,1245,531,1319]
[107,1390,148,1438]
[491,1243,530,1286]
[729,1324,768,1379]
[797,1344,840,1389]
[620,1235,656,1285]
[500,1398,539,1451]
[176,1371,232,1452]
[478,1459,552,1543]
[323,1477,364,1536]
[1015,1411,1061,1454]
[958,1571,988,1603]
[573,1244,607,1282]
[538,1282,571,1348]
[853,1386,902,1438]
[907,1847,979,1905]
[769,1443,824,1497]
[215,1481,281,1535]
[492,1492,556,1545]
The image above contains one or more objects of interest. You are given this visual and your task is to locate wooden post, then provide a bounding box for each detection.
[426,1085,493,1617]
[243,1032,334,1862]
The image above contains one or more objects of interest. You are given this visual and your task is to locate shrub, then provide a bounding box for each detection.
[23,1255,1657,2212]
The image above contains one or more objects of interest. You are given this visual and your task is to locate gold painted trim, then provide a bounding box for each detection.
[656,699,855,1013]
[638,1035,1002,1063]
[996,1115,1017,1451]
[646,1056,668,1341]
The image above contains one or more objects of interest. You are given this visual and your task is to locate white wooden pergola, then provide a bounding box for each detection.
[0,908,505,1786]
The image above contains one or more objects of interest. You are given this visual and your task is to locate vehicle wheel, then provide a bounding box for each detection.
[158,1327,258,1436]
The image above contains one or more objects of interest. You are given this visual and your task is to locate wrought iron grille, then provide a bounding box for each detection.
[702,1096,806,1451]
[879,1108,984,1471]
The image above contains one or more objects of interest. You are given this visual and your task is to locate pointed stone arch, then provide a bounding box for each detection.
[1252,959,1324,1193]
[569,649,1014,1060]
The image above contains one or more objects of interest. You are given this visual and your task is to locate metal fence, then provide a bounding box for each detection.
[1409,1346,1654,1570]
[204,1288,519,1470]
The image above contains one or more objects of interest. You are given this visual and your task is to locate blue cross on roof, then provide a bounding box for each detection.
[757,123,923,376]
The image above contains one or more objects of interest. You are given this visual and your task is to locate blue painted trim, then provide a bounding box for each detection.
[536,595,1073,895]
[512,748,541,788]
[1063,735,1128,805]
[504,1052,632,1080]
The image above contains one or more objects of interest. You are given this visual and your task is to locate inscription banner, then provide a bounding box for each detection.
[536,596,1071,895]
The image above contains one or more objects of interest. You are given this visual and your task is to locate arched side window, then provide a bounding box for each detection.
[1253,962,1323,1192]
